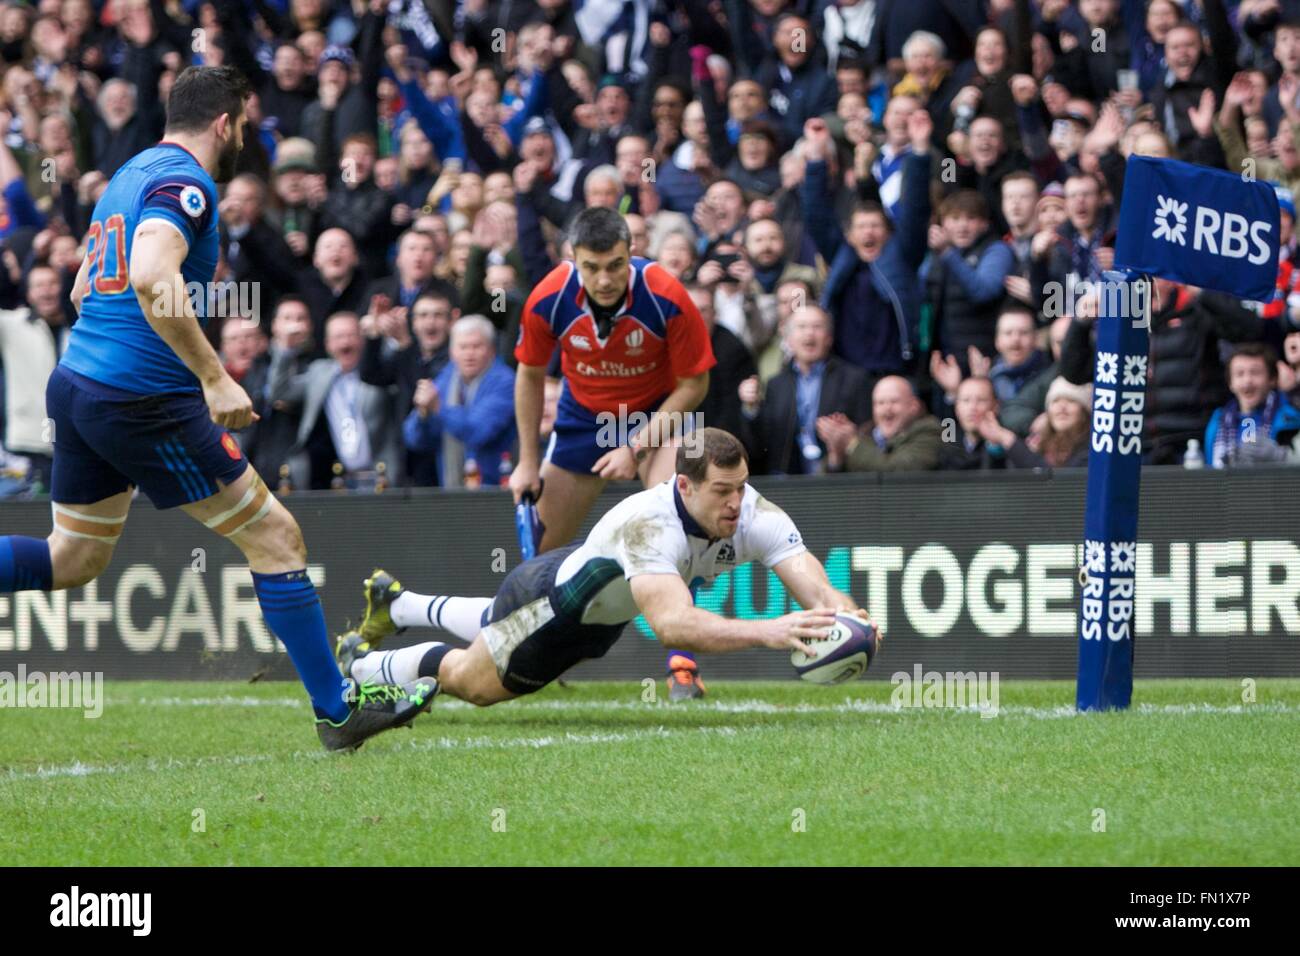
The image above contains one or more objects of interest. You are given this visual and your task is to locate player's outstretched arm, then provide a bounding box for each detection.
[773,553,869,622]
[130,221,256,430]
[631,573,834,657]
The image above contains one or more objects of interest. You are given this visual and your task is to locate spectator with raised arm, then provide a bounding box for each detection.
[87,5,167,176]
[298,2,385,162]
[925,189,1016,374]
[803,111,932,386]
[0,121,45,244]
[384,42,468,166]
[1030,171,1115,308]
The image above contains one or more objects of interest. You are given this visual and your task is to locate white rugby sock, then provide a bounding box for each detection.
[351,642,444,686]
[391,591,492,640]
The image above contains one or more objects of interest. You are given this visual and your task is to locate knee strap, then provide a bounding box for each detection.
[51,503,126,543]
[204,476,273,537]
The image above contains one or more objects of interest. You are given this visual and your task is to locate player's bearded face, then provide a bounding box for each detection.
[215,113,245,183]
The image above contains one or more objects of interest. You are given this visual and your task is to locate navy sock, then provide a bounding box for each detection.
[418,643,455,680]
[0,536,53,592]
[252,569,349,723]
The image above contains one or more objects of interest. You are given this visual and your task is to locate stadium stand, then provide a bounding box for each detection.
[2,0,1299,499]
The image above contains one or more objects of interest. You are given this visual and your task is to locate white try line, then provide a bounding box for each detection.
[110,696,1300,719]
[464,699,1300,718]
[9,699,1295,783]
[126,696,308,707]
[2,725,750,783]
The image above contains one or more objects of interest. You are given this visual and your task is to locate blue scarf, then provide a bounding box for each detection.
[990,350,1050,403]
[872,145,910,220]
[754,262,785,294]
[1071,227,1103,283]
[1213,389,1282,468]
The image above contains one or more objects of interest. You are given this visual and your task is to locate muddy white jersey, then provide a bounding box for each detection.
[553,477,807,625]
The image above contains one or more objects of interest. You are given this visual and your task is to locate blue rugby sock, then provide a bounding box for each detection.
[252,569,350,723]
[0,537,53,592]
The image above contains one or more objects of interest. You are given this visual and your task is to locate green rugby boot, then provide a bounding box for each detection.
[315,679,437,752]
[358,569,406,647]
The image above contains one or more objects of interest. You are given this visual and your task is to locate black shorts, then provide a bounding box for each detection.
[483,543,627,695]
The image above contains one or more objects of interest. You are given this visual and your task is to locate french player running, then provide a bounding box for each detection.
[336,429,875,706]
[497,206,719,698]
[0,66,430,751]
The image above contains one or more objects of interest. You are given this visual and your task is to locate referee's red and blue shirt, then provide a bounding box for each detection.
[516,256,716,413]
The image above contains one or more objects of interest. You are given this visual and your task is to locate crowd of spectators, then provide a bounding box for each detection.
[2,0,1300,496]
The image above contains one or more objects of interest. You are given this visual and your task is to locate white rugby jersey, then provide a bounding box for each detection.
[553,477,808,625]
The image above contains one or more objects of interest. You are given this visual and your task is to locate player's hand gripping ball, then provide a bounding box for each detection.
[791,613,880,684]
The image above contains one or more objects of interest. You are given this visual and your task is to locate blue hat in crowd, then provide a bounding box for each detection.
[522,117,553,139]
[319,45,354,69]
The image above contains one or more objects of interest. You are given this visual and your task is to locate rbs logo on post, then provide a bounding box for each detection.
[1151,194,1272,265]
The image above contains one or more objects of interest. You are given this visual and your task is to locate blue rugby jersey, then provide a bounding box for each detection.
[61,141,220,394]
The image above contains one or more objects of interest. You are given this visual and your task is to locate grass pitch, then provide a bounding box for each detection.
[2,679,1297,866]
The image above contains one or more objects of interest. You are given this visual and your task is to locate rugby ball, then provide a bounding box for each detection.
[791,613,880,684]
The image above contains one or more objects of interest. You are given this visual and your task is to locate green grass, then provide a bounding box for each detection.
[1,679,1297,865]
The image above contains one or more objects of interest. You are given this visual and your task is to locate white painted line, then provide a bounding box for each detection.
[13,695,1293,784]
[425,698,1300,717]
[2,725,750,783]
[8,693,1295,783]
[119,696,307,707]
[114,696,1300,717]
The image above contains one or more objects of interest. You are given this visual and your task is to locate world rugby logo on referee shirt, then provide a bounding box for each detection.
[625,328,644,355]
[180,185,206,218]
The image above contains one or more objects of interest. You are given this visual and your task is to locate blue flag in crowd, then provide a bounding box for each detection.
[1115,156,1281,302]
